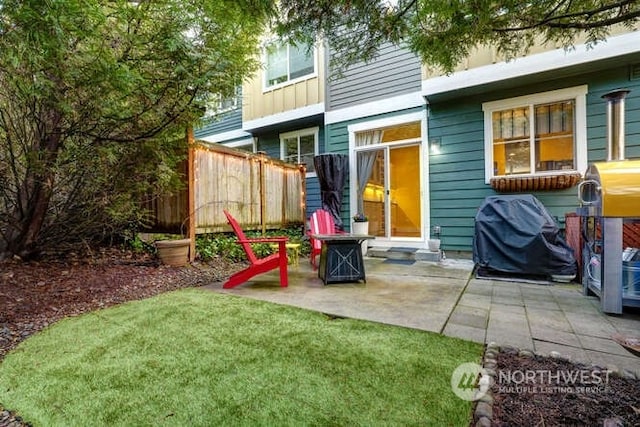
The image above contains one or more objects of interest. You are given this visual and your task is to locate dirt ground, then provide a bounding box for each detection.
[489,351,640,426]
[1,249,639,426]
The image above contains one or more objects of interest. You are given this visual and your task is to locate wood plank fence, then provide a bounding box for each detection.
[146,132,306,238]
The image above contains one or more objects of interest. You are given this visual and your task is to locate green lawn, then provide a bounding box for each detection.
[0,289,482,426]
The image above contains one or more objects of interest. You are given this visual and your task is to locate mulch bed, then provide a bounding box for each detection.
[1,249,240,360]
[1,248,639,426]
[488,351,640,426]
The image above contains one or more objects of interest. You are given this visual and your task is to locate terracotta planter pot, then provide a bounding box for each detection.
[155,238,191,267]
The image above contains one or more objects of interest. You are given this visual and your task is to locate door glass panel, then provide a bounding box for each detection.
[390,145,421,237]
[381,122,421,142]
[359,149,385,237]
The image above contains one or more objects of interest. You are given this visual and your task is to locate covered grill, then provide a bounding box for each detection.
[578,89,640,314]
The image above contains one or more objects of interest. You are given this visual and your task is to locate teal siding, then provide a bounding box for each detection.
[429,64,640,252]
[256,133,280,158]
[322,122,351,224]
[429,101,491,251]
[305,177,321,218]
[585,67,640,162]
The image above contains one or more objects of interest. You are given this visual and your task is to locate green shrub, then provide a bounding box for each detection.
[122,232,156,254]
[196,226,310,262]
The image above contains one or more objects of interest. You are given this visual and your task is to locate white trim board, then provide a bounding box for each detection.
[346,110,425,133]
[422,31,640,97]
[326,91,425,125]
[242,103,325,131]
[197,129,251,144]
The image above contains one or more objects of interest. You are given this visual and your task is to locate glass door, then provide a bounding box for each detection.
[357,143,421,239]
[389,144,421,237]
[357,148,386,237]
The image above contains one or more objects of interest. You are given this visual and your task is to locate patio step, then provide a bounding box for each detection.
[367,246,443,263]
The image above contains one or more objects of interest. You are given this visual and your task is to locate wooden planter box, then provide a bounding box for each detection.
[490,173,581,192]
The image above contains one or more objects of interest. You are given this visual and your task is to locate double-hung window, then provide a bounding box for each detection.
[280,127,318,176]
[218,85,241,112]
[483,86,587,183]
[202,85,241,118]
[264,41,315,89]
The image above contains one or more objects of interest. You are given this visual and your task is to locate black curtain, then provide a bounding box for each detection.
[313,154,349,230]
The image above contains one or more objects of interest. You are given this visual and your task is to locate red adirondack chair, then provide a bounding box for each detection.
[222,210,289,289]
[307,209,344,269]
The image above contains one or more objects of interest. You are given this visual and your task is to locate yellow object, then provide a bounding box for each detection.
[586,160,640,217]
[269,243,301,266]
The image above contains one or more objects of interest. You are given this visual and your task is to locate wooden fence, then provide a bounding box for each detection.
[147,133,306,238]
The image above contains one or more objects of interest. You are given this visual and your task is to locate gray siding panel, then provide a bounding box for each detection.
[194,109,243,139]
[429,64,640,252]
[328,43,421,110]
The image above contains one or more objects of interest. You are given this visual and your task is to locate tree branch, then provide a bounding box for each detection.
[495,0,640,32]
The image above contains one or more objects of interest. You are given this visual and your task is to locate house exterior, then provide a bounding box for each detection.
[196,39,326,216]
[196,28,640,255]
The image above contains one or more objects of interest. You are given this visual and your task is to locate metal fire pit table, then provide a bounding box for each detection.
[311,234,375,285]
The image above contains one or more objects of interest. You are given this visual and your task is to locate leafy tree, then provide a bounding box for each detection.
[0,0,274,260]
[276,0,640,73]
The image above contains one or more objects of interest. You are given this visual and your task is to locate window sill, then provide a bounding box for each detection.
[490,172,582,192]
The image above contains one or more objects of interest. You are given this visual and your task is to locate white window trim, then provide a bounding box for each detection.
[279,127,319,177]
[262,41,318,93]
[482,85,588,184]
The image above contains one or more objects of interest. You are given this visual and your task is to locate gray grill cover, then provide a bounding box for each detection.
[473,195,577,277]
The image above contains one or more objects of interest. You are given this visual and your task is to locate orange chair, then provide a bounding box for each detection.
[222,210,288,289]
[307,209,344,269]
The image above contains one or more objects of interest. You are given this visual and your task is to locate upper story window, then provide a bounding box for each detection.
[280,127,318,176]
[218,86,241,112]
[264,41,315,90]
[483,86,588,183]
[202,85,241,118]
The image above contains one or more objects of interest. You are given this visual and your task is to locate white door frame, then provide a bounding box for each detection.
[347,110,430,249]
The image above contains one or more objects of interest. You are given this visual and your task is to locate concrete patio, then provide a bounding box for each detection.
[203,257,640,374]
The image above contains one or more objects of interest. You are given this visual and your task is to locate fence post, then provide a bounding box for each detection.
[299,163,307,228]
[259,152,267,235]
[186,127,196,261]
[281,166,287,228]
